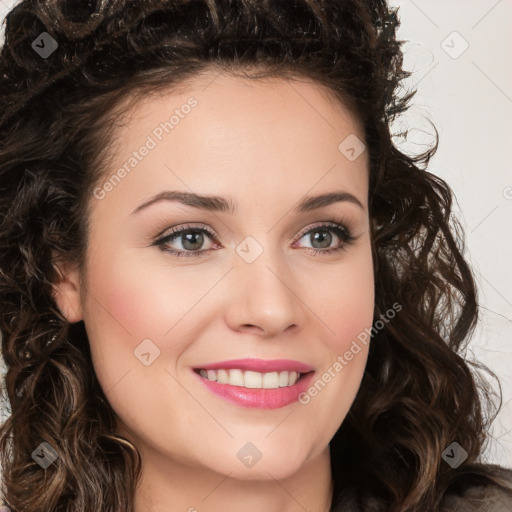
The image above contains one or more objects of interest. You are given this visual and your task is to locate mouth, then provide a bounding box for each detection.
[192,366,316,409]
[193,368,313,389]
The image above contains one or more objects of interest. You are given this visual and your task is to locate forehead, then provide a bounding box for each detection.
[110,69,364,153]
[90,71,368,221]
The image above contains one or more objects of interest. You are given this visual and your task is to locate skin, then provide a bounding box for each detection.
[53,71,374,512]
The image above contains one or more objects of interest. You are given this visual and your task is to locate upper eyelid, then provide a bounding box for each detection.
[157,223,216,240]
[295,221,349,238]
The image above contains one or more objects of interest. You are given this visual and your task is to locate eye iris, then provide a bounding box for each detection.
[182,231,204,250]
[310,229,332,249]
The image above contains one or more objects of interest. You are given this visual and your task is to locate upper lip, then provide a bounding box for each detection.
[194,358,314,373]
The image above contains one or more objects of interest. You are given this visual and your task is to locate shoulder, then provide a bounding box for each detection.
[440,469,512,512]
[440,483,512,511]
[330,468,512,512]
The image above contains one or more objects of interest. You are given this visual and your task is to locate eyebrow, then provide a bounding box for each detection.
[131,190,365,216]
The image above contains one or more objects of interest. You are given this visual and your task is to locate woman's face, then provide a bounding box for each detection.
[56,72,374,480]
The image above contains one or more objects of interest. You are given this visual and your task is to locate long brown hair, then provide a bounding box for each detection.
[0,1,510,511]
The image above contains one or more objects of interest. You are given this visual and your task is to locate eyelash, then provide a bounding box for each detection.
[152,221,357,258]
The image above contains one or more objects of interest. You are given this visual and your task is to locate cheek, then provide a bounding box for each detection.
[302,251,374,428]
[80,256,186,433]
[83,249,191,342]
[80,250,175,389]
[308,248,375,354]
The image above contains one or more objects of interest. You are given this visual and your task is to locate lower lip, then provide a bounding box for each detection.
[193,370,315,409]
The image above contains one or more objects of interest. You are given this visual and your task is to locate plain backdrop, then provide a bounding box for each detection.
[0,0,511,468]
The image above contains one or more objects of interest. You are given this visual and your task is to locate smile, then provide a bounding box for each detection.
[194,368,304,388]
[192,358,315,409]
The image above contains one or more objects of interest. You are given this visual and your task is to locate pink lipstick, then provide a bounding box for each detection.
[192,358,315,409]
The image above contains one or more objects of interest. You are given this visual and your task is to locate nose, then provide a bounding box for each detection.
[224,244,303,337]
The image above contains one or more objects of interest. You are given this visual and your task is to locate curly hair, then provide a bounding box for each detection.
[0,0,511,511]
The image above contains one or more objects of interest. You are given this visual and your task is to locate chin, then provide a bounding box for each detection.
[227,460,306,482]
[223,445,310,481]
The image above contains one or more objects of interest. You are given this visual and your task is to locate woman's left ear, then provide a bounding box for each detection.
[51,251,83,323]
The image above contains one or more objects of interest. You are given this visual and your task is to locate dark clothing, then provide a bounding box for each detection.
[330,472,512,511]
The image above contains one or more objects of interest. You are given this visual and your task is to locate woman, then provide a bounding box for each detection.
[0,0,511,511]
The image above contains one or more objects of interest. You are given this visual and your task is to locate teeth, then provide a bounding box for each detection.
[217,369,229,384]
[263,371,279,388]
[244,370,262,388]
[228,369,244,386]
[197,369,302,388]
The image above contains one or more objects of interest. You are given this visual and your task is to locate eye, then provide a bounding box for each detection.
[152,224,217,258]
[152,221,357,258]
[293,222,356,255]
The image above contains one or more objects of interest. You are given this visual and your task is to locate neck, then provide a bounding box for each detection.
[133,446,334,512]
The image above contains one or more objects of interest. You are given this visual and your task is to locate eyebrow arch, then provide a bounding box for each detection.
[131,190,365,216]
